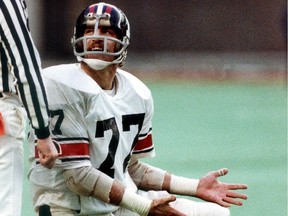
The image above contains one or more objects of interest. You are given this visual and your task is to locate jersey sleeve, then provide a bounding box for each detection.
[34,74,92,169]
[0,0,50,138]
[132,94,156,158]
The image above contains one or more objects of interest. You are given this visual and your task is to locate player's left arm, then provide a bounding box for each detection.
[128,158,248,207]
[128,156,166,191]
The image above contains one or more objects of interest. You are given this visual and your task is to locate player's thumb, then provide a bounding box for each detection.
[215,168,229,177]
[161,195,177,205]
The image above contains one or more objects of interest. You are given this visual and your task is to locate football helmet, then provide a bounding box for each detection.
[72,2,130,70]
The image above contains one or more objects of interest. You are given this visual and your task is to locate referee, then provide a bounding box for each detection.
[0,1,58,216]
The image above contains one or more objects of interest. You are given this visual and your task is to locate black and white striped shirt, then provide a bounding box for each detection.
[0,0,50,139]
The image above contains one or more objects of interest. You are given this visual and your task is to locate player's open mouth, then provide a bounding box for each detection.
[92,47,103,51]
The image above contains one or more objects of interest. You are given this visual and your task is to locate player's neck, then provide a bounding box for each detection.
[81,62,117,90]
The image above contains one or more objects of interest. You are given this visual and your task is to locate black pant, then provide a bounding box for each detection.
[39,205,52,216]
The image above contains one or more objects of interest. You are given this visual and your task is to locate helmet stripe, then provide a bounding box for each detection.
[88,4,95,13]
[105,5,112,14]
[96,3,104,15]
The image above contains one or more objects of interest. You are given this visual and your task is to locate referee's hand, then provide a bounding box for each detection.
[37,137,58,169]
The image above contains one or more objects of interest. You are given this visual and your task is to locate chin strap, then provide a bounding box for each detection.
[81,58,112,70]
[77,54,125,70]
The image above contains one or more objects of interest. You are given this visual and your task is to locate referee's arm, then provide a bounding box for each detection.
[0,0,58,168]
[0,0,50,139]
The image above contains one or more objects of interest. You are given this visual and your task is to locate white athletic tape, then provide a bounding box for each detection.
[63,166,113,203]
[170,175,199,196]
[93,172,114,203]
[139,165,166,190]
[120,189,152,216]
[217,169,226,176]
[128,158,165,190]
[63,167,97,196]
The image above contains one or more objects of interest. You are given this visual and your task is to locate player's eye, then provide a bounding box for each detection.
[101,27,116,37]
[84,28,94,35]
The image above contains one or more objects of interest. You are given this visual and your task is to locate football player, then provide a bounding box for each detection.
[28,2,248,216]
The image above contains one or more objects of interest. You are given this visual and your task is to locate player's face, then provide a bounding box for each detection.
[84,25,118,62]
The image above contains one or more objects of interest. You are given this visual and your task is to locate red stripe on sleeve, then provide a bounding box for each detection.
[35,143,90,158]
[134,134,153,151]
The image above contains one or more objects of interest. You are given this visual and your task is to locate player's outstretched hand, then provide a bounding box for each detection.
[148,195,186,216]
[37,137,58,169]
[196,168,248,207]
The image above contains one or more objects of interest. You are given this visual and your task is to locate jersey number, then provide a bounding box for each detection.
[50,109,145,178]
[50,109,64,135]
[96,113,145,178]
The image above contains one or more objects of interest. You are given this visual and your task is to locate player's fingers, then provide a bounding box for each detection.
[227,183,248,190]
[39,155,56,169]
[227,191,248,200]
[223,196,243,206]
[160,195,177,205]
[215,168,229,177]
[150,199,186,216]
[216,199,231,208]
[153,195,177,207]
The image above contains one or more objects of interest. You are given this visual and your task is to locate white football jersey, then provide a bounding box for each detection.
[33,63,156,214]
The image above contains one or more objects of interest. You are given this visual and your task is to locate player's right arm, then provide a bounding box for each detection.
[63,166,185,216]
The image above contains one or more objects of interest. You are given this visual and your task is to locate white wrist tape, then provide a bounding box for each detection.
[120,189,152,216]
[170,175,199,196]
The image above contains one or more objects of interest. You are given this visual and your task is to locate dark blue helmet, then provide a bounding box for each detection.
[72,2,130,66]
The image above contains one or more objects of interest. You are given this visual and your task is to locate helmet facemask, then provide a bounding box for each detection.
[72,3,130,70]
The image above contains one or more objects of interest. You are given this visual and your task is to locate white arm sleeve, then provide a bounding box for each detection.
[63,166,113,203]
[128,157,199,196]
[128,156,166,191]
[63,166,152,216]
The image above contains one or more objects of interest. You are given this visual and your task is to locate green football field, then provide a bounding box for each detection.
[22,80,287,216]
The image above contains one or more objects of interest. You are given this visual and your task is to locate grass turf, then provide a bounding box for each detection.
[22,80,287,216]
